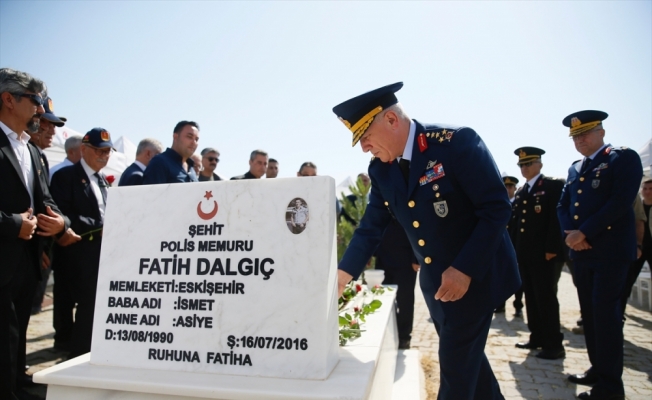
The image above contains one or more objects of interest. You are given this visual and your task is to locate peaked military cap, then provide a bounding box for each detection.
[40,97,66,127]
[82,127,114,149]
[562,110,608,137]
[503,176,519,185]
[514,147,545,165]
[332,82,403,146]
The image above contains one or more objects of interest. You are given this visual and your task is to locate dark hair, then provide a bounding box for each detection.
[643,179,652,185]
[298,161,317,173]
[269,158,278,164]
[173,120,199,134]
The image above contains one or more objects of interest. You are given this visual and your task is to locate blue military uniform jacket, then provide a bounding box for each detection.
[339,121,520,317]
[557,145,643,262]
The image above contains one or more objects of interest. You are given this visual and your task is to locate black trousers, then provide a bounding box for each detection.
[52,265,76,345]
[0,248,36,398]
[574,259,628,397]
[519,256,564,350]
[621,245,652,314]
[375,255,417,341]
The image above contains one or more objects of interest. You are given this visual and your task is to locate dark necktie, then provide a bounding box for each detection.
[522,182,530,195]
[580,157,592,174]
[94,172,108,203]
[399,158,410,182]
[40,153,49,178]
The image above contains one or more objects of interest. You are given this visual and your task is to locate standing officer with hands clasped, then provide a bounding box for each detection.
[558,110,642,400]
[333,82,520,400]
[510,147,566,360]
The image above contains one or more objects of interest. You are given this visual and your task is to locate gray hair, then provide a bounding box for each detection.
[201,147,220,157]
[382,103,409,120]
[136,138,163,156]
[64,135,82,152]
[0,68,47,110]
[249,149,268,161]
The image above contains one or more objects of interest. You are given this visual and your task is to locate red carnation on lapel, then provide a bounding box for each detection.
[106,175,115,186]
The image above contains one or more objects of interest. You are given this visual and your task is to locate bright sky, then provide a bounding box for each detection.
[1,1,650,185]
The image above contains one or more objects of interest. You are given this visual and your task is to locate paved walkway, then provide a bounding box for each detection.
[22,270,652,399]
[411,269,652,399]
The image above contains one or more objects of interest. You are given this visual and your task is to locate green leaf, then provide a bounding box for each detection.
[339,316,348,326]
[344,313,352,321]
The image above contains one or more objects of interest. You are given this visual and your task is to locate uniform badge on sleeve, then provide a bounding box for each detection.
[433,200,448,217]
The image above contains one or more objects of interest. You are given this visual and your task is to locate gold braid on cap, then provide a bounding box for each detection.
[350,106,384,146]
[569,118,601,136]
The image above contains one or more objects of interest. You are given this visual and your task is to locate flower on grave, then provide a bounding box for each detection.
[355,284,362,293]
[353,306,360,313]
[349,319,359,327]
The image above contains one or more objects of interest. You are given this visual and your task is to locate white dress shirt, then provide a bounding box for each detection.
[0,120,35,210]
[525,174,542,193]
[399,120,417,162]
[80,158,106,221]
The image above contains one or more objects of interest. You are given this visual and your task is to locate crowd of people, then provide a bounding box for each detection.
[1,69,648,400]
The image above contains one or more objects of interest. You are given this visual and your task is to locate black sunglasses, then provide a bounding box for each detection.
[518,161,538,168]
[16,93,44,106]
[206,156,219,162]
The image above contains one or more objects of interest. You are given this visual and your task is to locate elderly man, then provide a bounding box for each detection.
[0,68,67,400]
[231,149,268,180]
[198,147,224,181]
[510,147,565,359]
[118,138,162,186]
[266,158,279,178]
[49,135,82,180]
[142,121,199,184]
[558,110,642,400]
[51,128,114,358]
[333,82,519,400]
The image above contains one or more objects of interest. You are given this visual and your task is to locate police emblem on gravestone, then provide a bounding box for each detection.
[286,198,309,234]
[197,190,218,220]
[433,200,448,218]
[592,179,600,189]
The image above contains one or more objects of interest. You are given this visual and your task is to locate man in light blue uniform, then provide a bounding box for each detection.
[333,82,520,400]
[558,110,642,400]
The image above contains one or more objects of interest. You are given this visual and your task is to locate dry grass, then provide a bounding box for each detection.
[420,352,439,400]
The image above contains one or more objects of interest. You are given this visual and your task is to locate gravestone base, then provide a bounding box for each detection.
[36,289,416,400]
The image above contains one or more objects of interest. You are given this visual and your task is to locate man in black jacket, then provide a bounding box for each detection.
[0,68,67,400]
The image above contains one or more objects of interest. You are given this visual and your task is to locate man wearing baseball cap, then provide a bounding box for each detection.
[50,127,113,357]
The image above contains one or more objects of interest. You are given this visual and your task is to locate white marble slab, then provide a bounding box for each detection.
[35,289,399,400]
[91,177,338,379]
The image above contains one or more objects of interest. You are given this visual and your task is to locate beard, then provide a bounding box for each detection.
[27,116,40,134]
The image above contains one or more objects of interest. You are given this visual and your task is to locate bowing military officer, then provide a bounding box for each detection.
[333,82,520,400]
[510,147,566,359]
[496,175,524,317]
[558,111,642,400]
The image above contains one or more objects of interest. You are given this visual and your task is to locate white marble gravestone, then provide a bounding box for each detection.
[89,176,339,380]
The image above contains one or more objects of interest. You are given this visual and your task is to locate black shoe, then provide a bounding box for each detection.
[494,306,505,314]
[53,340,72,352]
[513,309,523,318]
[398,339,411,349]
[577,390,624,399]
[568,369,598,385]
[17,373,41,388]
[535,348,565,360]
[515,341,542,349]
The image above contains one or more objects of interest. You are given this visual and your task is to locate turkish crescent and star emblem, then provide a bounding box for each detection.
[197,191,218,220]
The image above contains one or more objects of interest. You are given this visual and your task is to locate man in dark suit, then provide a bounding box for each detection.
[0,68,67,400]
[510,147,566,360]
[51,128,114,358]
[231,149,268,180]
[333,82,520,400]
[118,138,162,186]
[558,110,642,400]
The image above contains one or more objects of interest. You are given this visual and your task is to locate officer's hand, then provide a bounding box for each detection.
[412,263,420,272]
[564,230,586,248]
[18,208,38,240]
[57,228,82,247]
[570,239,592,251]
[42,252,51,269]
[545,253,557,261]
[337,269,354,298]
[435,266,471,302]
[36,206,65,237]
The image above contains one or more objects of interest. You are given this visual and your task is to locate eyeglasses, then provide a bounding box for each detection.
[518,161,539,168]
[16,93,44,106]
[205,156,219,163]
